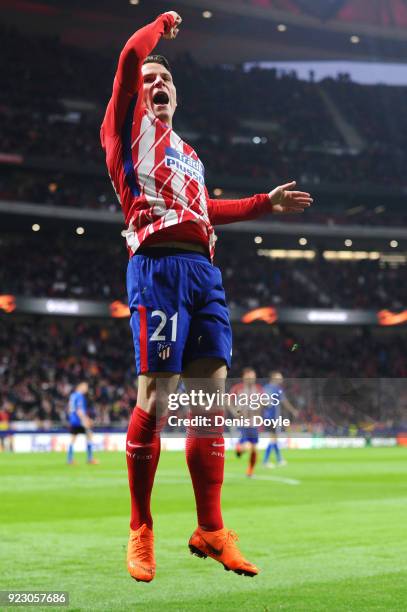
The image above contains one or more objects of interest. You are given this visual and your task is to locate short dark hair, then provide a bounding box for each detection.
[143,54,171,73]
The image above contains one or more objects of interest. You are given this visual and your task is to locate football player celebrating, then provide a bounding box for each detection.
[101,11,312,582]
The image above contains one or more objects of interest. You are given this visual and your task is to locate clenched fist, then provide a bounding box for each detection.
[163,11,182,39]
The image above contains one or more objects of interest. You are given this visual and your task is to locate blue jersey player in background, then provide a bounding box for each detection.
[67,381,98,465]
[263,371,298,467]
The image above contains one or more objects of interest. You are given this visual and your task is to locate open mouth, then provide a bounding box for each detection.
[153,91,169,105]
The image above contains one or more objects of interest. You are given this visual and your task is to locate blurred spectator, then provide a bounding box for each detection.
[1,235,405,309]
[0,317,405,429]
[1,24,407,209]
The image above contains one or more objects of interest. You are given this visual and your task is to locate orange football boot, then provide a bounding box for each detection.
[127,524,155,582]
[189,527,259,577]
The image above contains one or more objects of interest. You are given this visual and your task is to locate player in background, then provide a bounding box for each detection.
[67,382,98,465]
[230,368,264,477]
[263,371,298,467]
[0,402,14,452]
[101,11,312,582]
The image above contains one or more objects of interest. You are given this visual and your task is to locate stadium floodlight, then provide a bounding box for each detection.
[202,10,212,19]
[277,24,287,32]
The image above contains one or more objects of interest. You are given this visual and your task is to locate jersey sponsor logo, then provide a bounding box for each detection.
[165,147,205,185]
[211,442,224,447]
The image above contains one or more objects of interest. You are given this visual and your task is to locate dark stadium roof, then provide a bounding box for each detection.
[2,0,407,63]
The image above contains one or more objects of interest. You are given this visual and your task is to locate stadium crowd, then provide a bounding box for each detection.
[1,235,405,310]
[1,24,407,213]
[3,168,405,228]
[0,317,405,431]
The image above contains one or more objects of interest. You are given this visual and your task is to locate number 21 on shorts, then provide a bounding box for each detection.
[150,310,178,342]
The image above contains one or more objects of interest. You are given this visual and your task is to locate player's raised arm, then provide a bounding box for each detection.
[101,11,181,138]
[206,181,313,225]
[116,11,181,94]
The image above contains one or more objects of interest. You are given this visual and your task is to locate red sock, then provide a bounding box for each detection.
[126,406,160,530]
[249,448,257,470]
[186,426,224,531]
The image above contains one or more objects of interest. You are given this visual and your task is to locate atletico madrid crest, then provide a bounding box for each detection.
[158,342,172,360]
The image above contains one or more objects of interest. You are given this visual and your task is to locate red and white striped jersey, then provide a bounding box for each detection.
[100,14,272,260]
[116,105,215,258]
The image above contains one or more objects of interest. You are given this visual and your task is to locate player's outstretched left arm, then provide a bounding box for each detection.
[206,181,312,226]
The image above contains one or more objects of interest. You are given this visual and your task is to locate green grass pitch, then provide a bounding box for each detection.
[1,447,407,611]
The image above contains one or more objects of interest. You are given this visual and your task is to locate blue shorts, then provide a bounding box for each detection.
[127,248,232,374]
[239,428,259,445]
